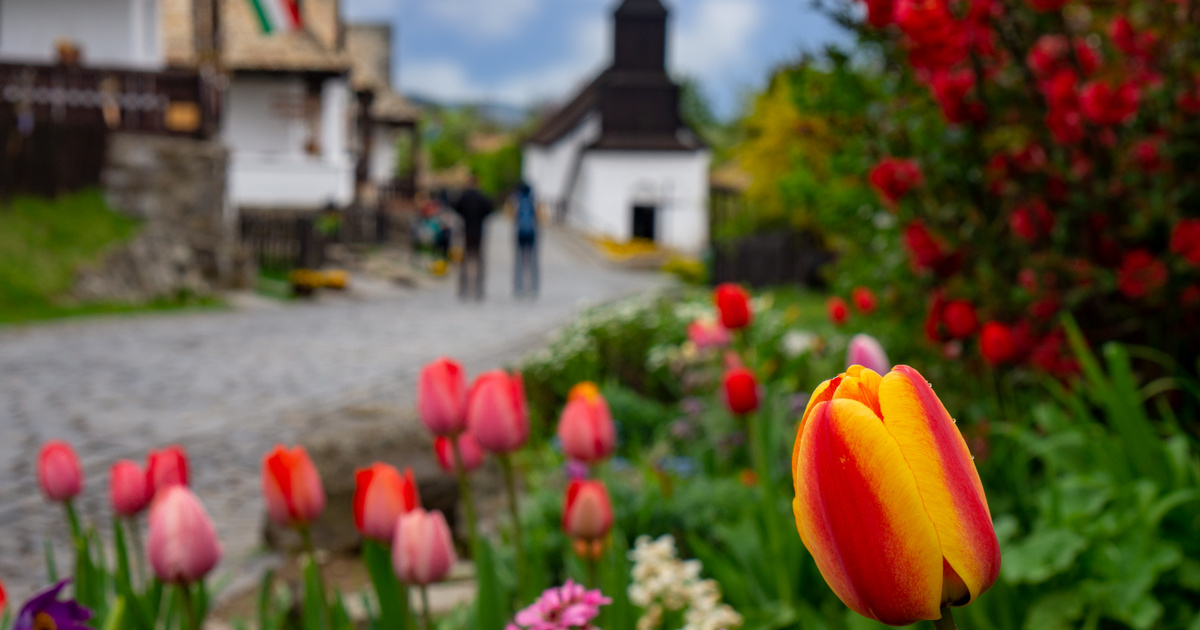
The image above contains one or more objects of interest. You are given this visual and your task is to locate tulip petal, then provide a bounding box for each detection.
[793,399,943,625]
[879,366,1001,605]
[832,367,884,418]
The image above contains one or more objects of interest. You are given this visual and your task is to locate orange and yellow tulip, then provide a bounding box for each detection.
[792,365,1000,626]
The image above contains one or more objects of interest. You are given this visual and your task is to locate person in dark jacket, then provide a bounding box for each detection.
[452,175,495,300]
[512,181,539,298]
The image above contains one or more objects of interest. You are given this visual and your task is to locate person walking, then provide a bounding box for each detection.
[513,181,540,299]
[452,175,494,300]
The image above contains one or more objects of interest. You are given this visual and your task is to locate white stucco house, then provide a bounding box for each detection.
[163,0,356,210]
[0,0,163,69]
[523,0,710,254]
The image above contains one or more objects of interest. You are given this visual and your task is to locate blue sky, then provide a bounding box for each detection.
[342,0,852,119]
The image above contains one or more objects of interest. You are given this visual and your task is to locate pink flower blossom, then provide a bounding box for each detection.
[507,580,611,630]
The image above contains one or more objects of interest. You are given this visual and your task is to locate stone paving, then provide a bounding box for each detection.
[0,219,667,602]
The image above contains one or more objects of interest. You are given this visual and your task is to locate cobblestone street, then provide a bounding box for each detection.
[0,220,666,602]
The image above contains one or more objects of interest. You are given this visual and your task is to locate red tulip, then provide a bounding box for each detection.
[557,382,617,463]
[147,485,223,583]
[110,459,152,517]
[562,480,614,541]
[354,463,421,542]
[793,365,1000,625]
[261,445,326,527]
[687,317,731,350]
[827,297,850,326]
[722,367,760,415]
[850,287,878,314]
[392,508,457,585]
[37,441,83,502]
[942,300,978,339]
[418,358,468,436]
[979,322,1017,365]
[435,433,485,474]
[713,283,753,330]
[147,446,190,496]
[466,370,529,454]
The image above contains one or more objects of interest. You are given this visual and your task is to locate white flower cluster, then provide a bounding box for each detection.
[522,293,668,372]
[628,535,743,630]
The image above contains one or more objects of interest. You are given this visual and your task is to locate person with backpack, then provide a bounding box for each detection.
[513,181,540,298]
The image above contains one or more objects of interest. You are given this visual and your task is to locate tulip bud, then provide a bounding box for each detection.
[793,365,1000,625]
[37,441,83,502]
[110,459,152,517]
[418,358,468,436]
[392,508,457,585]
[851,287,878,314]
[846,334,891,375]
[467,370,529,454]
[562,480,614,541]
[687,317,731,350]
[713,283,753,330]
[261,445,326,527]
[722,367,759,415]
[354,463,420,542]
[827,297,849,326]
[147,446,190,497]
[147,486,222,584]
[434,433,485,475]
[557,383,617,463]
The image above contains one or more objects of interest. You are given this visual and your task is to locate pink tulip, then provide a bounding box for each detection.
[435,433,485,474]
[418,358,469,436]
[557,383,617,463]
[354,463,421,543]
[147,485,222,583]
[562,480,615,541]
[467,370,529,454]
[846,333,891,375]
[147,446,189,496]
[687,317,731,350]
[37,441,83,502]
[392,508,457,585]
[110,459,152,517]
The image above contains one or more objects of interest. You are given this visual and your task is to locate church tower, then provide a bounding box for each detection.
[613,0,668,72]
[597,0,684,149]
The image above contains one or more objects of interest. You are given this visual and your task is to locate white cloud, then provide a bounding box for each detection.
[417,0,543,40]
[670,0,763,81]
[400,17,607,106]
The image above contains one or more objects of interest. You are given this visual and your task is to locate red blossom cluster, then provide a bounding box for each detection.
[852,0,1200,372]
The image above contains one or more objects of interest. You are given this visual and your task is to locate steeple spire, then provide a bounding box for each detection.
[612,0,668,72]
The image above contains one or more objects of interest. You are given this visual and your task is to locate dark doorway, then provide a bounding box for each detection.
[632,205,656,241]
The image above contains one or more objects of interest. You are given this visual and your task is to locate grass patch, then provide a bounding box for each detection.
[0,190,222,324]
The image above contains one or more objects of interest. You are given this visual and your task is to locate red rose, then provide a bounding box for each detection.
[827,297,850,326]
[942,300,978,338]
[932,68,985,124]
[1179,85,1200,115]
[1029,331,1079,377]
[1027,35,1097,79]
[1117,250,1168,299]
[979,322,1017,364]
[1009,200,1055,242]
[903,222,946,271]
[1026,0,1068,11]
[851,286,878,314]
[863,0,897,28]
[1131,137,1164,173]
[1171,219,1200,265]
[1109,16,1158,60]
[1080,80,1141,126]
[869,157,924,205]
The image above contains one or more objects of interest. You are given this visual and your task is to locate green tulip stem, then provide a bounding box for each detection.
[420,584,433,630]
[933,607,958,630]
[126,515,147,589]
[744,410,793,609]
[179,582,199,630]
[499,454,526,588]
[586,554,599,591]
[64,500,83,545]
[300,525,332,629]
[451,438,479,552]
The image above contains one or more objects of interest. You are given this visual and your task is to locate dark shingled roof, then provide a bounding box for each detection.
[526,72,605,146]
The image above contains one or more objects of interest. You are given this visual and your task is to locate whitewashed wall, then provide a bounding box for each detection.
[370,125,399,184]
[223,74,354,208]
[0,0,161,68]
[569,149,711,253]
[522,114,600,209]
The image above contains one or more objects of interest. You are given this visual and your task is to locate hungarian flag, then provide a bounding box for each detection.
[248,0,302,33]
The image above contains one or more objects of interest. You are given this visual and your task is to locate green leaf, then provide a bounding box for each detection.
[101,597,127,630]
[44,538,58,583]
[472,537,506,630]
[257,570,276,630]
[363,539,411,630]
[1024,590,1087,630]
[1001,528,1087,584]
[302,557,328,630]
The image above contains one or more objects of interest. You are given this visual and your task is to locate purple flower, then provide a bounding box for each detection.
[13,580,92,630]
[507,579,611,630]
